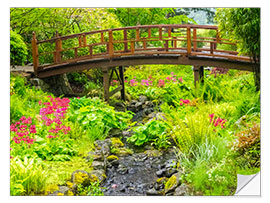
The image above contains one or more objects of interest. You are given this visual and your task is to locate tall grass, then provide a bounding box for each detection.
[10,157,48,195]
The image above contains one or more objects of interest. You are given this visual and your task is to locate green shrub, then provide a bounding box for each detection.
[128,119,170,148]
[10,30,28,66]
[232,123,260,171]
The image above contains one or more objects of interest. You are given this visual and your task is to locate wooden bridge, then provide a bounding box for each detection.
[32,24,258,101]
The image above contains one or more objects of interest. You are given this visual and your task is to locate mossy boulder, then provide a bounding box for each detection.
[111,147,133,156]
[144,149,162,157]
[111,137,124,148]
[107,155,119,161]
[156,177,168,184]
[164,172,181,194]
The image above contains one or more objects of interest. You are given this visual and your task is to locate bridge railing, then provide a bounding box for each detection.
[32,24,249,75]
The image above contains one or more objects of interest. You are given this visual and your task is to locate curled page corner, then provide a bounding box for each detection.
[235,172,260,196]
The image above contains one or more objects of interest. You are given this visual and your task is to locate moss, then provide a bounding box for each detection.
[165,175,177,190]
[44,156,92,186]
[74,172,89,185]
[144,149,162,157]
[156,177,167,184]
[107,155,119,161]
[66,181,73,189]
[66,190,74,196]
[44,184,59,195]
[89,174,98,183]
[111,137,124,147]
[111,147,133,156]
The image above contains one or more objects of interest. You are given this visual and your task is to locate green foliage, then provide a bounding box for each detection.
[10,74,50,122]
[68,97,133,142]
[10,8,121,63]
[215,8,260,60]
[178,139,236,195]
[108,8,196,27]
[10,30,28,65]
[10,156,48,195]
[77,181,104,196]
[128,119,169,148]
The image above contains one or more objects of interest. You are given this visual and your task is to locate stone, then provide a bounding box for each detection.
[156,169,166,177]
[89,169,106,183]
[111,137,124,148]
[94,138,112,158]
[71,170,89,184]
[87,151,103,161]
[139,95,147,103]
[91,161,105,170]
[58,186,69,195]
[164,172,182,194]
[135,102,143,110]
[165,168,177,178]
[109,128,122,137]
[32,74,73,96]
[144,149,162,157]
[173,184,189,196]
[146,188,160,196]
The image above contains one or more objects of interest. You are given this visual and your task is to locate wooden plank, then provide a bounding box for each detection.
[136,28,140,41]
[31,32,39,75]
[74,48,78,58]
[148,28,151,38]
[83,34,87,46]
[159,27,162,40]
[173,37,177,48]
[109,86,123,97]
[131,41,135,54]
[165,40,169,52]
[108,30,114,57]
[119,66,125,101]
[193,28,197,52]
[123,29,128,52]
[103,68,110,101]
[55,31,62,63]
[101,32,104,42]
[78,35,82,47]
[168,27,171,38]
[186,27,191,54]
[89,45,93,56]
[143,38,147,50]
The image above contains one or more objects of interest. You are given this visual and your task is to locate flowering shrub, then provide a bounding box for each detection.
[210,67,229,78]
[39,96,71,139]
[209,113,226,128]
[10,116,36,144]
[180,99,190,106]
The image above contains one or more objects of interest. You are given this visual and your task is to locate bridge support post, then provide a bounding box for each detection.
[102,68,110,101]
[193,66,204,87]
[119,66,126,101]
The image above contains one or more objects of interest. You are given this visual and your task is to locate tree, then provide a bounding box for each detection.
[10,30,28,65]
[215,8,260,90]
[10,8,121,63]
[107,8,196,27]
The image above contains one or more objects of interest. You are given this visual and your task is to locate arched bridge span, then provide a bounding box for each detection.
[31,24,258,100]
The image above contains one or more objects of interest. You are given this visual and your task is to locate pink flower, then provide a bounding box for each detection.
[158,79,165,87]
[178,77,183,83]
[180,99,190,106]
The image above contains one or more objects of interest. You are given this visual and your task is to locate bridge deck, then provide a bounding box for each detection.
[32,24,256,78]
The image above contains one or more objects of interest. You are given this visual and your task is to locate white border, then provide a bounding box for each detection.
[2,1,270,202]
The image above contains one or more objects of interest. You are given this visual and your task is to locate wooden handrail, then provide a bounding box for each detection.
[32,24,250,73]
